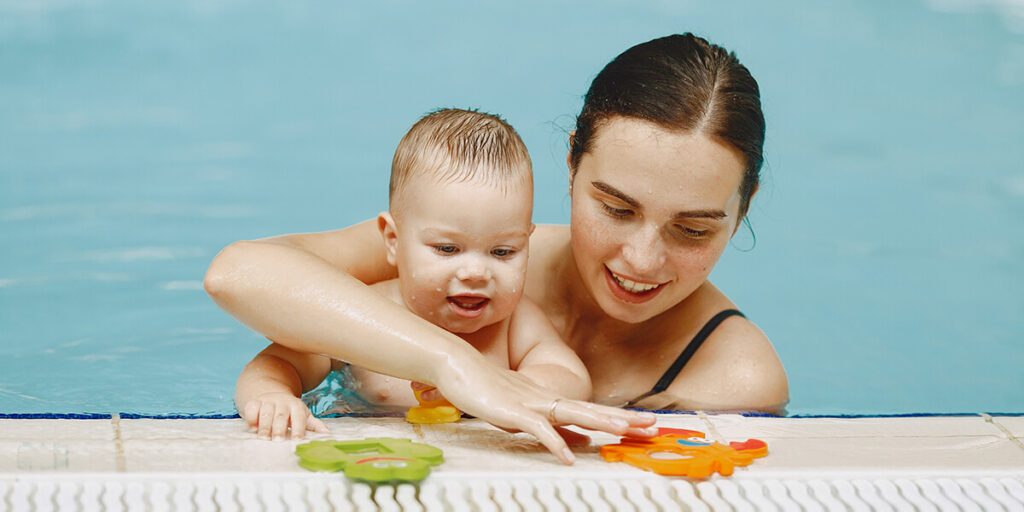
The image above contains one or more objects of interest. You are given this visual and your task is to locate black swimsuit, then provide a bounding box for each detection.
[625,309,745,407]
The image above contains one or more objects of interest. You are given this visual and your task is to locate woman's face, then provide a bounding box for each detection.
[569,117,747,324]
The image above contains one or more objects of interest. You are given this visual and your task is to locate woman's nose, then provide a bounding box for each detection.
[621,223,667,275]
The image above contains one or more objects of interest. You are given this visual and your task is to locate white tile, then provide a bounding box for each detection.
[728,435,1024,473]
[0,440,118,471]
[991,416,1024,437]
[122,439,301,472]
[0,419,114,441]
[703,415,1000,440]
[118,418,253,441]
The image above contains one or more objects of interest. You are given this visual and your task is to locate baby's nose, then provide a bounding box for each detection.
[456,261,492,282]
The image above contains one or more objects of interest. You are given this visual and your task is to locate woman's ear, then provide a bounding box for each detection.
[377,212,399,267]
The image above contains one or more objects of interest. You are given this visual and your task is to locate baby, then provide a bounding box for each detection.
[234,108,592,439]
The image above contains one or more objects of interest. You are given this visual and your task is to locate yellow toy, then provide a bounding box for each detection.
[600,427,768,479]
[405,385,461,424]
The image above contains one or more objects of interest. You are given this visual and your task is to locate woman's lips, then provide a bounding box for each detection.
[604,267,665,304]
[447,295,490,318]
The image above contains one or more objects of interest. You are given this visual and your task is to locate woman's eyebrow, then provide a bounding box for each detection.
[591,181,639,207]
[673,209,727,220]
[592,181,727,220]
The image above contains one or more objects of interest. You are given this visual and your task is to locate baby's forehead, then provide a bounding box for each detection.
[418,223,532,241]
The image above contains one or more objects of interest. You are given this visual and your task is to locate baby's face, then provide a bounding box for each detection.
[389,176,533,333]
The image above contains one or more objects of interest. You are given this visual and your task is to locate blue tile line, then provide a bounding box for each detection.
[1,411,1022,420]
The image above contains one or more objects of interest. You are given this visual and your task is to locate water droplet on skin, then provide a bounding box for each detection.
[410,295,416,301]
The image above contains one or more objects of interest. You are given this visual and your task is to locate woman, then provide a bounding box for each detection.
[204,33,787,464]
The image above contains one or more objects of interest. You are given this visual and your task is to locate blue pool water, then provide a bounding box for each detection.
[1,1,1022,416]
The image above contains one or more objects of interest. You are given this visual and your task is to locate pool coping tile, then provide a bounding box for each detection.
[701,413,1003,440]
[0,419,114,442]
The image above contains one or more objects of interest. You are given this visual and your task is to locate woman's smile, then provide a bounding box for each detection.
[604,266,667,304]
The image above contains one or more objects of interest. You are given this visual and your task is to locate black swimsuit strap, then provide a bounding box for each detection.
[626,309,745,406]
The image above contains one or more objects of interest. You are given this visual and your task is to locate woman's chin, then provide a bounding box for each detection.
[596,295,664,324]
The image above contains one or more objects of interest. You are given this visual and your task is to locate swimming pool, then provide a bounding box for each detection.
[1,0,1021,416]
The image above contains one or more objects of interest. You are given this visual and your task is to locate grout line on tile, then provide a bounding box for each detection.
[981,414,1018,439]
[980,414,1024,451]
[696,410,725,442]
[111,413,126,472]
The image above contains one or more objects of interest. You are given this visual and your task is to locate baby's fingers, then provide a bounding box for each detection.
[242,401,261,430]
[289,403,307,440]
[257,402,276,440]
[306,414,330,434]
[271,404,290,441]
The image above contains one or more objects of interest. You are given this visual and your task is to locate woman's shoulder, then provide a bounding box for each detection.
[662,283,789,413]
[530,224,570,247]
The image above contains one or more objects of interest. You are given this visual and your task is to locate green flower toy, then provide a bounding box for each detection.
[295,438,444,483]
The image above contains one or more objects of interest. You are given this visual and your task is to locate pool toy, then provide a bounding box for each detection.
[600,427,767,479]
[405,385,461,424]
[296,438,444,483]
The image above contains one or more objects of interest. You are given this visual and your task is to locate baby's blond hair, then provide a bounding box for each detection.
[390,108,532,208]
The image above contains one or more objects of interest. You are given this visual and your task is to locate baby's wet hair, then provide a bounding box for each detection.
[390,108,532,208]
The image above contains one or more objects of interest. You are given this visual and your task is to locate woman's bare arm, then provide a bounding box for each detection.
[205,220,481,385]
[204,219,657,463]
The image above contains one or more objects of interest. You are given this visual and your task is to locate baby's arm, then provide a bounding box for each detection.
[235,342,332,440]
[507,298,592,401]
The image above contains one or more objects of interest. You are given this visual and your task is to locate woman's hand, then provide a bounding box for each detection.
[241,392,330,441]
[428,363,658,465]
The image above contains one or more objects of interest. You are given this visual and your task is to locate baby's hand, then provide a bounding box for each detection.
[410,381,447,405]
[241,392,330,440]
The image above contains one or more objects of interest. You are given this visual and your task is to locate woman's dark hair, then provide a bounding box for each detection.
[570,33,765,219]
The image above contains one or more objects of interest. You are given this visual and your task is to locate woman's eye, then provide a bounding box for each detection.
[491,248,516,258]
[601,203,633,218]
[433,245,459,255]
[674,225,709,239]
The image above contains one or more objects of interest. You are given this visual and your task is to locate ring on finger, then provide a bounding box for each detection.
[547,398,562,424]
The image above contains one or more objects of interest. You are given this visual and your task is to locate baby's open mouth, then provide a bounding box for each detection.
[447,295,490,312]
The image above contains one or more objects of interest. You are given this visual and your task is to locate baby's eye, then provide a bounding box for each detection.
[433,245,459,255]
[601,203,633,218]
[491,247,516,258]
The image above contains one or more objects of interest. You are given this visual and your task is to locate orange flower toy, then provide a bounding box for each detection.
[600,427,768,478]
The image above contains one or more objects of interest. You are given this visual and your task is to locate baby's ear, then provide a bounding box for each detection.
[377,212,399,267]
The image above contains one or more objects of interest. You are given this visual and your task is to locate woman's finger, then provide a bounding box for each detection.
[573,401,658,427]
[507,413,575,465]
[539,399,632,435]
[554,426,592,447]
[289,403,307,439]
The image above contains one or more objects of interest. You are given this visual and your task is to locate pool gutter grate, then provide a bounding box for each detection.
[1,474,1022,510]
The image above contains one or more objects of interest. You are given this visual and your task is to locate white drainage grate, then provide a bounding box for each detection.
[1,474,1023,511]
